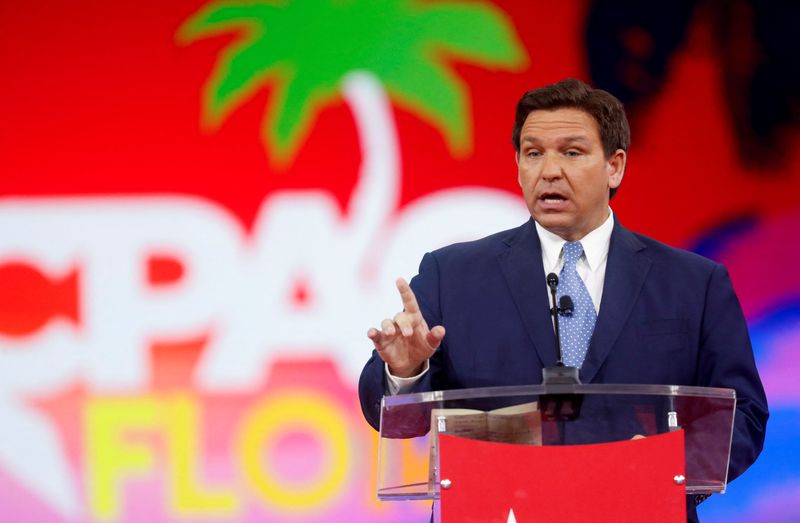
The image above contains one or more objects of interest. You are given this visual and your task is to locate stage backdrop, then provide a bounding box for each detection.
[1,1,798,522]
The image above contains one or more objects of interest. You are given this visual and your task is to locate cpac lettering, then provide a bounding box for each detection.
[0,77,527,517]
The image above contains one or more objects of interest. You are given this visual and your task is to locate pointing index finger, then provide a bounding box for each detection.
[396,277,420,314]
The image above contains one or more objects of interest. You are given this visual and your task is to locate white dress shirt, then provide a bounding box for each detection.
[385,209,615,394]
[534,209,614,314]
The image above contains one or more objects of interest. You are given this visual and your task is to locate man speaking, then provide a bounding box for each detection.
[358,78,768,521]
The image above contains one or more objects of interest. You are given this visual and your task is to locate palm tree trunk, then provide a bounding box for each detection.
[341,71,400,257]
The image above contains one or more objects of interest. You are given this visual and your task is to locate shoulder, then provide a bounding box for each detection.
[619,225,723,280]
[428,220,531,261]
[637,231,715,264]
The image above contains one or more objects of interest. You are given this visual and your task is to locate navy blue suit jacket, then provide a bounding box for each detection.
[359,218,768,512]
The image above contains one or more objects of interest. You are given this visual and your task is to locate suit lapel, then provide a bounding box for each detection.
[581,220,651,383]
[498,219,558,369]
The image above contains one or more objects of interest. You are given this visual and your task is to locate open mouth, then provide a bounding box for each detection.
[539,192,567,204]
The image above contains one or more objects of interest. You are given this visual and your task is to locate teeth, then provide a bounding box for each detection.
[543,198,564,203]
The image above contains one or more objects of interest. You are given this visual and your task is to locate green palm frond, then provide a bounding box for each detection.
[178,0,528,165]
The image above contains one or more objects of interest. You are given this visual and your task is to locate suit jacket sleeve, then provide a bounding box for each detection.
[697,263,768,481]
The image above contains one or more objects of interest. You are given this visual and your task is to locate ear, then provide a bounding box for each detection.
[606,149,626,190]
[515,151,523,187]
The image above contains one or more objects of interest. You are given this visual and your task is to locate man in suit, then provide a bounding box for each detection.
[358,78,768,520]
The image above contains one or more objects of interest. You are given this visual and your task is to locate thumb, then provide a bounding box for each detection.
[425,325,446,349]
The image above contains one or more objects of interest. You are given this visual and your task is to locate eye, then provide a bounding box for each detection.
[526,149,542,158]
[564,149,581,157]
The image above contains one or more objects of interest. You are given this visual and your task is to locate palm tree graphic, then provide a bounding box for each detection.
[177,1,531,387]
[177,0,527,165]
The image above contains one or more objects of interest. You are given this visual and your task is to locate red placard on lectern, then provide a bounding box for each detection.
[438,430,686,523]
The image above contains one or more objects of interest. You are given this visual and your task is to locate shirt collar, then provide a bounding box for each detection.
[534,208,614,272]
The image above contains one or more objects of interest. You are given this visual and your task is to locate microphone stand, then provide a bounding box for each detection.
[540,273,583,421]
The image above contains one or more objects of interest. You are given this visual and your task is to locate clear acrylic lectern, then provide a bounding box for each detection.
[376,383,735,505]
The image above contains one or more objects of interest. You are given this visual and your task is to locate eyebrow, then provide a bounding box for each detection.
[520,135,592,146]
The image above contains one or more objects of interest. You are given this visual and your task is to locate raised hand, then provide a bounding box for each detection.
[367,278,445,377]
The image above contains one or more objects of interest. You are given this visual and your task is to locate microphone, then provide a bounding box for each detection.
[541,272,582,421]
[558,295,574,315]
[545,273,564,365]
[548,273,574,316]
[546,272,558,290]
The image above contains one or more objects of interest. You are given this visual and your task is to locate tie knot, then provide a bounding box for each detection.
[562,241,584,266]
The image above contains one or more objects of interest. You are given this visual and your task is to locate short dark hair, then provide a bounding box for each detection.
[512,78,630,198]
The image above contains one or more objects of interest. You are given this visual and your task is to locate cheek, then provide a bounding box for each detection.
[518,173,540,201]
[517,172,537,203]
[518,165,538,185]
[517,168,529,189]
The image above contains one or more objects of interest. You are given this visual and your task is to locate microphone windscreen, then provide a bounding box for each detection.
[546,272,559,289]
[559,295,574,314]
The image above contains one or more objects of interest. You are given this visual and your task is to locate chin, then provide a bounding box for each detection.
[537,219,580,240]
[533,213,567,230]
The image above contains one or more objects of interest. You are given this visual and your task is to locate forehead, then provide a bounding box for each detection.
[519,107,601,143]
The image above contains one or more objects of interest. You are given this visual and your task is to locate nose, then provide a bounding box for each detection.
[541,152,562,181]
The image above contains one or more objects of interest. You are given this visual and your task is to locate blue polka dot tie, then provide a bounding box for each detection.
[557,241,597,368]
